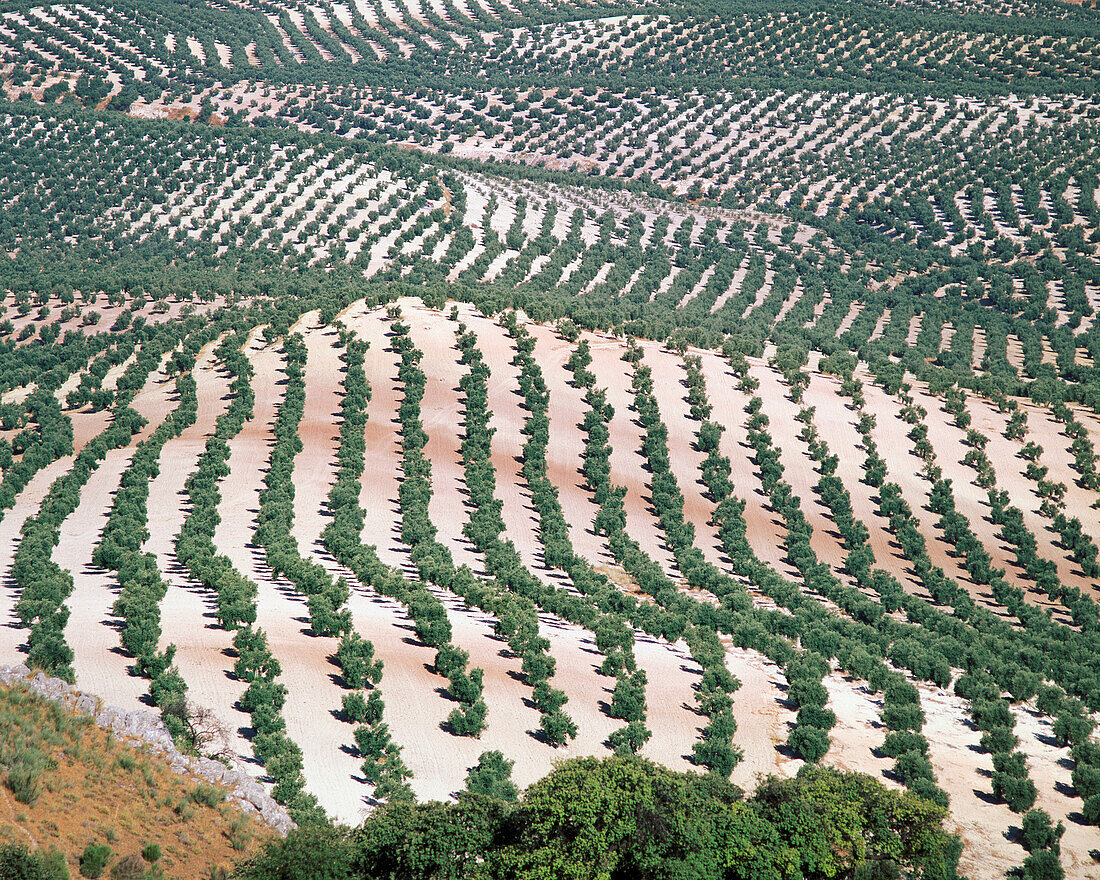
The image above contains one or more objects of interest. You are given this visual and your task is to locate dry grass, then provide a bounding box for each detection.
[0,683,273,879]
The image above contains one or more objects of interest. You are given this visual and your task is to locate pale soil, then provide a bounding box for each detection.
[64,355,175,711]
[461,304,705,771]
[963,389,1100,599]
[151,339,259,775]
[525,322,616,568]
[1007,334,1026,373]
[907,380,1076,626]
[210,330,368,820]
[18,294,1099,870]
[640,343,727,572]
[0,458,85,662]
[398,303,614,769]
[818,671,896,787]
[342,302,705,788]
[856,372,1022,623]
[748,359,869,600]
[301,303,493,806]
[1011,701,1100,879]
[583,330,682,580]
[802,370,927,598]
[1015,398,1100,550]
[339,301,408,572]
[341,303,620,795]
[694,353,804,590]
[740,259,776,320]
[288,312,344,558]
[869,307,891,342]
[723,643,800,791]
[919,681,1022,879]
[400,302,491,576]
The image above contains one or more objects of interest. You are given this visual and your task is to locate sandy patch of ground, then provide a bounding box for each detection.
[908,380,1075,626]
[695,354,803,589]
[748,359,864,597]
[526,322,616,568]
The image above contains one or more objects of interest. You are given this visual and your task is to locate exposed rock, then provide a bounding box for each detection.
[0,664,295,836]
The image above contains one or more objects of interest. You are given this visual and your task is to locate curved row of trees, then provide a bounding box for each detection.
[0,387,73,517]
[500,315,664,744]
[453,323,577,746]
[388,315,488,737]
[772,359,954,807]
[173,332,320,823]
[621,346,744,777]
[253,330,414,801]
[859,372,1100,840]
[94,347,201,747]
[12,327,168,681]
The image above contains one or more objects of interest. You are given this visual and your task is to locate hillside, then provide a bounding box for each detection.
[0,673,277,879]
[1,0,1100,877]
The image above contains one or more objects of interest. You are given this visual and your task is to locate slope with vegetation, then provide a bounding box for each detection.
[0,0,1099,876]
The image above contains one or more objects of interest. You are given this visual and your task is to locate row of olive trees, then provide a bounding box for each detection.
[173,331,322,823]
[255,329,413,801]
[13,326,171,680]
[861,370,1099,838]
[94,355,200,748]
[388,315,488,737]
[453,323,577,746]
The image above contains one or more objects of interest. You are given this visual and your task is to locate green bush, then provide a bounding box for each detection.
[463,751,519,803]
[787,725,830,763]
[239,759,962,880]
[0,844,69,880]
[79,844,111,879]
[4,746,51,806]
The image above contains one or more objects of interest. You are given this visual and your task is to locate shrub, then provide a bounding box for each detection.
[5,752,48,805]
[881,731,928,758]
[538,708,577,747]
[188,783,225,807]
[980,727,1019,754]
[447,700,488,737]
[909,777,950,808]
[992,771,1037,814]
[1021,848,1065,880]
[341,692,369,724]
[463,751,519,802]
[1021,809,1063,853]
[79,844,111,879]
[608,720,652,756]
[0,844,68,880]
[787,725,830,763]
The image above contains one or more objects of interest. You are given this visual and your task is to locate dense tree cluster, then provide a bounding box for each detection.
[236,757,962,880]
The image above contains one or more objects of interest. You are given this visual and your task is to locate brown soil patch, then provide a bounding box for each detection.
[0,682,272,879]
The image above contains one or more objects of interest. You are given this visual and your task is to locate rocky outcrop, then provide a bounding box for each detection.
[0,664,295,836]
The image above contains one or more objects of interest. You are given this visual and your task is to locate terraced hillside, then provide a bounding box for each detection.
[0,289,1096,877]
[2,0,1100,876]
